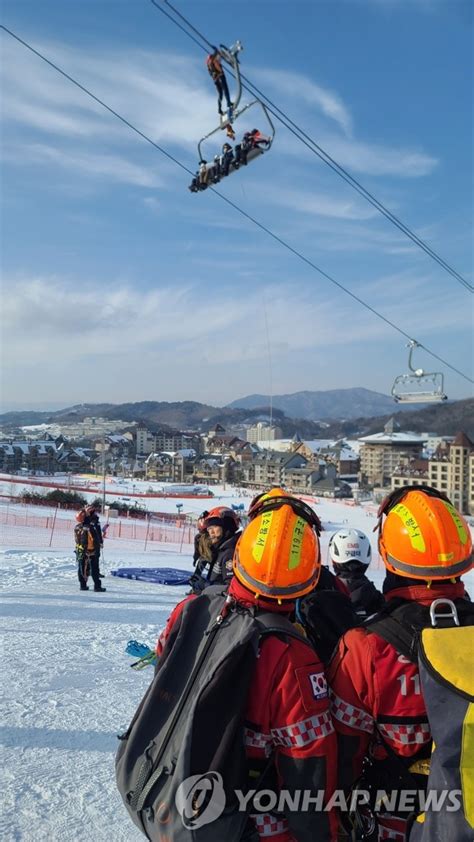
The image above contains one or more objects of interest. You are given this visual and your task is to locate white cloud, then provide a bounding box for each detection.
[321,134,438,177]
[258,68,353,135]
[257,183,378,220]
[0,34,439,185]
[2,274,471,404]
[3,273,470,366]
[6,143,164,188]
[0,38,218,151]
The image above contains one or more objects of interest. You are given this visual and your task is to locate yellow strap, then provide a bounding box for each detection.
[408,758,431,776]
[292,622,307,638]
[461,702,474,829]
[421,627,474,697]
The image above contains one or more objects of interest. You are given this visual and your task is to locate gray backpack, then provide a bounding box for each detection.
[116,586,309,841]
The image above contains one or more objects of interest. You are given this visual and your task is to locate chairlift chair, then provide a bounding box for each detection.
[197,99,275,166]
[391,341,448,404]
[189,40,275,192]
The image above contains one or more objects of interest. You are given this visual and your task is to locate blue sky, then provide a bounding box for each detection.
[1,0,472,411]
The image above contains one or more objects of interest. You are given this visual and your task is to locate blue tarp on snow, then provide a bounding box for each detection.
[111,567,190,585]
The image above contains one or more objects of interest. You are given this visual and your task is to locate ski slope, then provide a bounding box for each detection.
[1,489,472,841]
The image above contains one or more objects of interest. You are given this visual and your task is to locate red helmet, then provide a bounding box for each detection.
[75,510,86,524]
[204,506,240,535]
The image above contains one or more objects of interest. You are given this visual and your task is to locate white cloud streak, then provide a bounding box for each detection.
[0,35,439,184]
[5,143,164,188]
[3,274,470,369]
[258,68,354,135]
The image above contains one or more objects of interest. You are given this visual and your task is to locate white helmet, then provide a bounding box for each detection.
[328,528,372,566]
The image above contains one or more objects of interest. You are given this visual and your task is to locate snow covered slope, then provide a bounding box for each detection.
[1,490,472,841]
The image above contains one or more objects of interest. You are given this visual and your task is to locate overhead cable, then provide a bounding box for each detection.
[1,24,472,386]
[151,0,473,294]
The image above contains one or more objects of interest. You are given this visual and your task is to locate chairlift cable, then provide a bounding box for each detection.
[152,0,473,294]
[0,26,193,178]
[263,302,274,431]
[2,24,472,387]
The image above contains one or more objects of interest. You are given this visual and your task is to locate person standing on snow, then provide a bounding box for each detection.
[328,528,384,618]
[245,489,358,665]
[192,509,210,564]
[156,490,339,841]
[87,505,106,590]
[189,506,241,593]
[327,485,473,841]
[74,507,105,593]
[74,509,92,591]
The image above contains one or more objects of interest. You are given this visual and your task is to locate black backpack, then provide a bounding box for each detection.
[115,586,311,841]
[365,595,474,663]
[297,568,359,664]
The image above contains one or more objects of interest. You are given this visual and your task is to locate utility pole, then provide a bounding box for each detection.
[102,435,106,514]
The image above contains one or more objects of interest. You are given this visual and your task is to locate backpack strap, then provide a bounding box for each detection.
[365,600,429,663]
[255,611,313,647]
[367,597,474,663]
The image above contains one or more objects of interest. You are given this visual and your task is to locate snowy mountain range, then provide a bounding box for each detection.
[227,387,412,421]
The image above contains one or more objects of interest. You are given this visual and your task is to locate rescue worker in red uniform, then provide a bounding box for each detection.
[157,489,338,841]
[327,485,473,841]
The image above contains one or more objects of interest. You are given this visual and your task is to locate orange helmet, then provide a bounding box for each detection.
[234,491,321,600]
[377,485,473,581]
[248,486,288,519]
[75,509,86,523]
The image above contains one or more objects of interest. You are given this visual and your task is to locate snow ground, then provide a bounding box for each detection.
[1,487,472,841]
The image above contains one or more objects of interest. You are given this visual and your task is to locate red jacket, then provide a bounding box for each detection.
[156,579,338,841]
[327,580,468,841]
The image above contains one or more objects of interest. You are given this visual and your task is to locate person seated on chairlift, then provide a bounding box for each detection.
[189,160,211,192]
[220,142,234,177]
[235,128,270,167]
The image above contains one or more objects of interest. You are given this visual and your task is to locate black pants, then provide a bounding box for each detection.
[215,75,231,113]
[77,551,101,589]
[234,142,250,166]
[77,550,89,588]
[221,153,233,176]
[89,551,102,589]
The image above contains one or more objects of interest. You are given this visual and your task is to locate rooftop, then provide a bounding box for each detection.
[359,431,427,445]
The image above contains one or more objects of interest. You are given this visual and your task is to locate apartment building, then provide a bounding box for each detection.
[246,423,283,443]
[136,426,200,456]
[428,432,473,514]
[359,420,426,487]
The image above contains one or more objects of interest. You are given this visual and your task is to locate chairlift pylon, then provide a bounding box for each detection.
[391,341,448,404]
